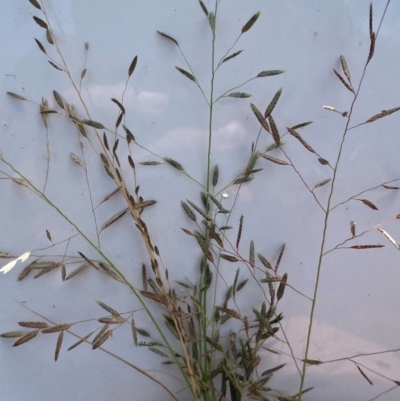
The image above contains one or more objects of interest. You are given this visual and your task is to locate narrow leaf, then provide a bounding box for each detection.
[157,31,179,46]
[242,11,261,33]
[175,67,196,82]
[236,279,248,292]
[264,88,282,118]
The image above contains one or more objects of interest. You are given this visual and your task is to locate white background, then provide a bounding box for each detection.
[1,0,400,400]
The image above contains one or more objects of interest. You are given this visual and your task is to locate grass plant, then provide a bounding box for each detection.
[1,1,399,400]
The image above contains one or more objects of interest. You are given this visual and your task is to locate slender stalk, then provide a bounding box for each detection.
[297,3,391,397]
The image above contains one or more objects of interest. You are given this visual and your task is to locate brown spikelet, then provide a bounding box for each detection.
[175,67,196,83]
[7,92,27,101]
[181,228,195,237]
[313,178,331,189]
[53,90,64,109]
[100,208,128,233]
[350,245,384,249]
[275,243,285,272]
[92,330,113,349]
[42,324,72,334]
[98,262,124,283]
[33,16,48,29]
[66,262,89,280]
[46,29,54,45]
[340,55,351,81]
[157,31,179,46]
[359,199,378,210]
[220,254,239,262]
[367,32,375,64]
[48,61,63,71]
[356,365,373,385]
[18,321,49,329]
[142,264,148,291]
[333,69,354,93]
[46,229,52,242]
[221,50,243,65]
[250,103,270,133]
[287,127,316,153]
[28,0,41,10]
[264,88,282,118]
[13,330,39,346]
[268,115,281,146]
[34,38,46,54]
[1,331,28,338]
[98,316,125,324]
[181,201,196,221]
[236,215,243,250]
[128,55,138,77]
[369,3,373,39]
[54,331,64,361]
[260,154,289,165]
[198,0,208,16]
[258,253,273,270]
[67,331,94,351]
[318,157,329,165]
[277,273,288,301]
[131,317,138,346]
